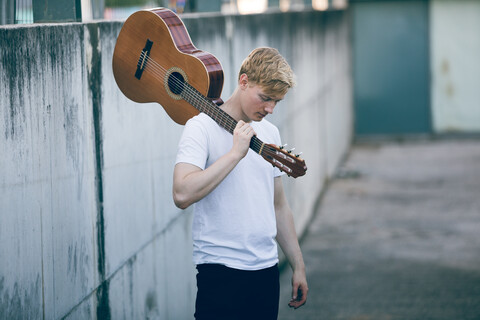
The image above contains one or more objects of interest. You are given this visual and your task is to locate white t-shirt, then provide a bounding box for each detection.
[175,112,284,270]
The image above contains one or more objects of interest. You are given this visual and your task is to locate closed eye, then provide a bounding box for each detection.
[259,94,282,103]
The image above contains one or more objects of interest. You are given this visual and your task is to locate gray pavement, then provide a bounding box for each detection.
[278,138,480,320]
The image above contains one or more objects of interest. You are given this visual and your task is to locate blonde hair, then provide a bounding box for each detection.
[239,47,296,96]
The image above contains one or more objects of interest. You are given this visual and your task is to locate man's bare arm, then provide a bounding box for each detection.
[274,177,308,309]
[173,120,255,209]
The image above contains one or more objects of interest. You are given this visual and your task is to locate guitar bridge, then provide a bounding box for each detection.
[135,39,153,80]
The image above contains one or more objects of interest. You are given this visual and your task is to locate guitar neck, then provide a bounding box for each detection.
[181,83,264,154]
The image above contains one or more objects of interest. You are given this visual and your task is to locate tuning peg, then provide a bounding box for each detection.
[295,152,303,157]
[279,144,287,150]
[287,148,295,154]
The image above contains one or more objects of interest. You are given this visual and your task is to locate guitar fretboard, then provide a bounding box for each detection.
[181,82,264,154]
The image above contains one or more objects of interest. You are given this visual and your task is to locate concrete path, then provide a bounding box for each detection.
[278,139,480,320]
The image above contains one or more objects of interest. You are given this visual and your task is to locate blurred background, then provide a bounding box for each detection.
[1,0,348,23]
[1,0,479,319]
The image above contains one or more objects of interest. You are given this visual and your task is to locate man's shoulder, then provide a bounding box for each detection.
[183,113,228,142]
[185,112,217,128]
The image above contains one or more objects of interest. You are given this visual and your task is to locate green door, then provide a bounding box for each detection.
[352,0,431,135]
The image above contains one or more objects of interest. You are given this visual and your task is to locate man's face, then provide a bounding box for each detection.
[242,84,285,122]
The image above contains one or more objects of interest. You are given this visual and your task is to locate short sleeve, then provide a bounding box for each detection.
[175,117,208,170]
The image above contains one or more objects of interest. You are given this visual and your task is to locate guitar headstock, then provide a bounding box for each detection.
[260,144,307,178]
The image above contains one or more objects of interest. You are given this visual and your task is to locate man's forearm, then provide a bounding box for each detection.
[276,206,305,271]
[173,151,241,209]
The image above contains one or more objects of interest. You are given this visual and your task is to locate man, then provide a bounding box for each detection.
[173,47,308,319]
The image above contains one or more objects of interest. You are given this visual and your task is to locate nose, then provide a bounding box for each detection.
[264,101,276,114]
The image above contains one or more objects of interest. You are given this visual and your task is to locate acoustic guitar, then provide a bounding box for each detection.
[112,7,307,178]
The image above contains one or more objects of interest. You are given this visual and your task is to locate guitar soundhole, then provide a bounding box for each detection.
[168,72,185,95]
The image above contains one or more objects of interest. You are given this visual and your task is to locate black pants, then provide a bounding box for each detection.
[194,263,280,320]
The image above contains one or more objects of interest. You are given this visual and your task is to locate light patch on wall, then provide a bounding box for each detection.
[280,0,291,12]
[313,0,348,10]
[332,0,348,9]
[237,0,268,14]
[313,0,329,11]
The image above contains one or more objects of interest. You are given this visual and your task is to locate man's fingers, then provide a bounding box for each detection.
[288,296,306,309]
[235,121,255,135]
[291,282,299,301]
[288,283,308,309]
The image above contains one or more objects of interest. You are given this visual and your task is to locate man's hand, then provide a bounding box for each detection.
[231,120,255,159]
[288,268,308,309]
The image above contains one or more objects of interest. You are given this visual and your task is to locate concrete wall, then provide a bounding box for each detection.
[0,9,353,319]
[430,0,480,132]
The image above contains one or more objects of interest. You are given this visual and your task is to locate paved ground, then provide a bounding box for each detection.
[278,138,480,320]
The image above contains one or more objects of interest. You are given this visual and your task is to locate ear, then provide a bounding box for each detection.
[239,73,249,89]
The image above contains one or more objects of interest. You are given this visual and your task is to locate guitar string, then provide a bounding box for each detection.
[142,53,240,135]
[140,52,263,149]
[137,52,300,173]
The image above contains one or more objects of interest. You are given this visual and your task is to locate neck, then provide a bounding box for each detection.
[221,88,251,123]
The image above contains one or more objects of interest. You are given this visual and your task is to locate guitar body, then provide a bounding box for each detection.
[112,8,224,125]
